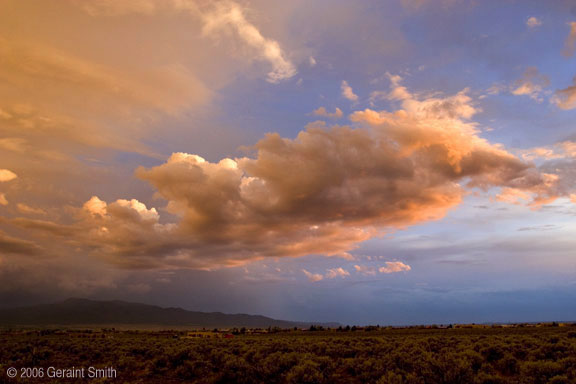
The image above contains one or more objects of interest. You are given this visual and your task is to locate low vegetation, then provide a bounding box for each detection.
[1,324,576,383]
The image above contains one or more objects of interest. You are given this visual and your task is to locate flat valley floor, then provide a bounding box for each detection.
[1,325,575,384]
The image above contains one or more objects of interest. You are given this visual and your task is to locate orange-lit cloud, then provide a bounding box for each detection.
[563,22,576,57]
[0,231,42,257]
[312,107,344,119]
[8,80,567,270]
[554,77,576,110]
[201,1,297,83]
[302,269,324,282]
[16,204,46,216]
[526,17,542,29]
[325,268,350,279]
[379,261,411,274]
[73,0,297,83]
[341,81,359,103]
[511,67,550,101]
[354,262,411,276]
[0,170,17,183]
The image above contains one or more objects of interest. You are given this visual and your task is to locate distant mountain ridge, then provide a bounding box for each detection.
[0,298,339,328]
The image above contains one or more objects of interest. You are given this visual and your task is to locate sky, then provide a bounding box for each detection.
[1,0,576,325]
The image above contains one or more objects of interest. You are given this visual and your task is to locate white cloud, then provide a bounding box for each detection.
[341,80,359,103]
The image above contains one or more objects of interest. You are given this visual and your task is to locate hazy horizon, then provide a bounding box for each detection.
[1,0,576,326]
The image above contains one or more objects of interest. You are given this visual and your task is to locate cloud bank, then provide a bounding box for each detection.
[12,79,568,270]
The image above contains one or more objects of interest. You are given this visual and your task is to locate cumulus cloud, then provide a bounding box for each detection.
[0,169,17,182]
[526,17,542,29]
[563,22,576,57]
[11,81,569,270]
[302,269,323,282]
[510,67,550,101]
[341,81,359,103]
[312,107,343,119]
[302,267,350,281]
[378,261,411,273]
[325,267,350,279]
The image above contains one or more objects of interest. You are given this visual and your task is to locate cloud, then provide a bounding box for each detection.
[401,0,460,10]
[9,218,79,238]
[17,204,46,216]
[0,169,17,182]
[517,224,559,232]
[510,67,550,101]
[0,194,7,206]
[0,38,209,154]
[72,0,297,84]
[526,17,542,29]
[378,261,411,274]
[9,196,175,268]
[0,231,42,256]
[554,77,576,110]
[303,267,351,281]
[563,22,576,57]
[302,269,323,282]
[519,147,563,161]
[202,1,297,83]
[10,82,569,270]
[0,138,28,153]
[341,81,359,103]
[70,0,163,16]
[354,261,410,275]
[0,37,208,116]
[325,267,350,279]
[519,140,576,162]
[312,107,343,119]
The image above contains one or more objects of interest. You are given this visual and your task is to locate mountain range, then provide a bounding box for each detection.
[0,298,339,328]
